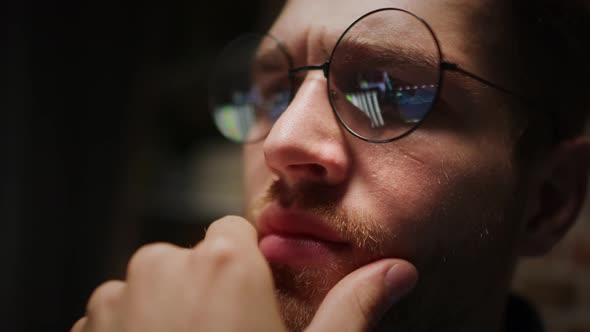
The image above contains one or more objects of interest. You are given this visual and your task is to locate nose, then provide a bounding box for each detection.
[263,71,351,186]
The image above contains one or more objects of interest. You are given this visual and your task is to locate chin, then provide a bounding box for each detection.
[270,262,343,332]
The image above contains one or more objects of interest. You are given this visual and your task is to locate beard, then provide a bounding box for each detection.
[270,263,336,332]
[246,179,391,331]
[246,176,524,332]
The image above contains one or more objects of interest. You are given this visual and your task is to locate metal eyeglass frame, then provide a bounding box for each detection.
[287,7,533,143]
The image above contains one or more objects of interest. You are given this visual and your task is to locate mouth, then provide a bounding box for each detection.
[257,203,351,266]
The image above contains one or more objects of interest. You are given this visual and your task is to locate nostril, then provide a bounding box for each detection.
[287,164,327,178]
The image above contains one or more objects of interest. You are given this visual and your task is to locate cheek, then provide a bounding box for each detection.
[345,142,519,260]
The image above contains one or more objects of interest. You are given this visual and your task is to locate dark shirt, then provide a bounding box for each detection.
[504,294,544,332]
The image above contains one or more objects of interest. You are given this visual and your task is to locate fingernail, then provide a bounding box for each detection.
[385,264,418,304]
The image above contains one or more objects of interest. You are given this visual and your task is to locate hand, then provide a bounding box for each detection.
[72,216,418,332]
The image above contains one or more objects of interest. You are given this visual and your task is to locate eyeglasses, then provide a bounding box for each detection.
[209,7,526,143]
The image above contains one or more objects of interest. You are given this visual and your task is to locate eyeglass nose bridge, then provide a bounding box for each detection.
[289,61,330,79]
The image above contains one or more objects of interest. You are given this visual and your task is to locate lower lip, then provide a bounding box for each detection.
[259,234,349,266]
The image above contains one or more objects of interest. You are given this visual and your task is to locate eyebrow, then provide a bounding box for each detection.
[326,34,441,70]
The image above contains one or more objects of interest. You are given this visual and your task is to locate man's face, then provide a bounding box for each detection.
[244,0,527,330]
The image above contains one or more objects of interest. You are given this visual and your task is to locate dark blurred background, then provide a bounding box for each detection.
[1,1,589,332]
[1,1,282,331]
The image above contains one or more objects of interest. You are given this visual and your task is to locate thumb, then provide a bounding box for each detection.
[305,259,418,332]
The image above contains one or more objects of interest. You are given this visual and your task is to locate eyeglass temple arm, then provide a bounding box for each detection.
[441,61,562,141]
[441,61,529,102]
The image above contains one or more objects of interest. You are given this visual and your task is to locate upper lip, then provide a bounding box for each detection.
[257,203,348,244]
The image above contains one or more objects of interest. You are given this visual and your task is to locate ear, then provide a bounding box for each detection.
[519,137,590,257]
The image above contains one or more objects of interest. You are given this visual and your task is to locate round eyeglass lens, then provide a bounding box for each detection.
[328,9,442,142]
[210,34,292,143]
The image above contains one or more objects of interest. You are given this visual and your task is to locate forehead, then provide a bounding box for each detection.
[270,0,511,81]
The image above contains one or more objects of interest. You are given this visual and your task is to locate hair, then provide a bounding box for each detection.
[511,0,590,142]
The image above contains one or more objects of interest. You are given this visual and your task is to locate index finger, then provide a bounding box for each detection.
[204,215,259,248]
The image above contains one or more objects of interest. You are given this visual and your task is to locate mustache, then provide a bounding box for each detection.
[250,179,387,252]
[259,180,341,211]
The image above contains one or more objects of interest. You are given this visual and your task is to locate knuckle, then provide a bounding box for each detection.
[127,243,175,279]
[86,281,125,317]
[203,238,241,265]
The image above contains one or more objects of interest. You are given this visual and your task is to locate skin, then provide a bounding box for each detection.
[73,0,590,331]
